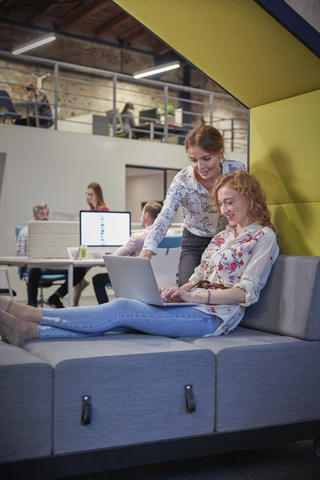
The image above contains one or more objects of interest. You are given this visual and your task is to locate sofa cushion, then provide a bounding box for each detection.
[241,255,320,340]
[0,342,53,462]
[24,334,215,455]
[182,329,320,432]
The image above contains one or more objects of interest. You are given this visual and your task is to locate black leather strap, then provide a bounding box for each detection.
[81,395,92,425]
[185,385,196,413]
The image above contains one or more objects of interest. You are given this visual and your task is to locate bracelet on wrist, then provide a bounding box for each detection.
[207,290,211,304]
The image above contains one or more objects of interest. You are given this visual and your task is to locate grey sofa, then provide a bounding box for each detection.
[1,254,320,479]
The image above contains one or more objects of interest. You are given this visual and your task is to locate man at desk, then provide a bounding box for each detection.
[92,201,168,304]
[15,84,53,128]
[16,202,86,308]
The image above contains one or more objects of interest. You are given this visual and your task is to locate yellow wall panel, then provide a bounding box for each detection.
[114,0,320,108]
[250,90,320,255]
[269,203,320,256]
[114,0,320,256]
[249,90,320,204]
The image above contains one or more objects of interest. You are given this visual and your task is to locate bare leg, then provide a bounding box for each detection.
[0,308,39,345]
[0,297,42,324]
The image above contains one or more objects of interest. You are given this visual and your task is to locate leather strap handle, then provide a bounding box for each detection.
[185,385,196,413]
[81,395,92,425]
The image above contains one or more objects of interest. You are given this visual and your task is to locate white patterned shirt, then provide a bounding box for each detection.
[189,222,279,336]
[143,159,246,254]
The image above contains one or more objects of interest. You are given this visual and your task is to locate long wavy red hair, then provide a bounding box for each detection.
[211,170,279,243]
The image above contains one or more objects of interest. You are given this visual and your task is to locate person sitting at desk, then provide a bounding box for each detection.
[86,182,110,211]
[120,102,136,138]
[16,202,86,308]
[1,171,279,345]
[72,182,110,307]
[92,201,168,304]
[15,84,53,128]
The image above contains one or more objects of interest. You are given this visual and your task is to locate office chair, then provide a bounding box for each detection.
[0,90,22,123]
[15,226,67,307]
[106,110,132,139]
[151,234,182,288]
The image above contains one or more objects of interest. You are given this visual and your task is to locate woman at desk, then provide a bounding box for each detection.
[120,102,136,138]
[86,182,109,211]
[74,182,110,306]
[139,125,246,285]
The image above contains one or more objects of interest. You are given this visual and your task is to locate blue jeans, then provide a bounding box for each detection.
[40,298,222,338]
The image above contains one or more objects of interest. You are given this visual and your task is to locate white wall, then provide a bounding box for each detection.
[0,124,247,301]
[126,171,166,220]
[0,125,186,299]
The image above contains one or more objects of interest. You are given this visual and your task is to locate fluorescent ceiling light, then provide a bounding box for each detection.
[12,33,56,55]
[133,61,180,79]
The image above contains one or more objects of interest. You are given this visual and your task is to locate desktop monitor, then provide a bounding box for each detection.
[80,211,131,250]
[139,108,157,123]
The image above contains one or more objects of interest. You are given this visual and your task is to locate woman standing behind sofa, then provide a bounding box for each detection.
[139,125,246,286]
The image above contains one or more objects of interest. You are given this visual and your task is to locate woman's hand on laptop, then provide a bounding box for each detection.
[138,249,153,260]
[160,286,194,304]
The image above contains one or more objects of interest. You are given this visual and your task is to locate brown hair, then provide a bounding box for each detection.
[184,125,224,156]
[86,182,107,209]
[212,170,279,242]
[121,102,134,115]
[143,201,162,221]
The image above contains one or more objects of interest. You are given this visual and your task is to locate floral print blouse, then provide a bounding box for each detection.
[143,159,246,254]
[188,222,279,336]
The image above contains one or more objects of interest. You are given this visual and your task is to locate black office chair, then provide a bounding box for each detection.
[0,90,22,123]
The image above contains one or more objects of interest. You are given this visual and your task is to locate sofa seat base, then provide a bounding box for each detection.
[2,419,320,480]
[24,334,216,455]
[181,328,320,432]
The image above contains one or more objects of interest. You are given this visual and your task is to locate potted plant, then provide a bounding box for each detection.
[157,104,175,123]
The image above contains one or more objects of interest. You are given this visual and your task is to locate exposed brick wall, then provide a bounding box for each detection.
[0,23,248,151]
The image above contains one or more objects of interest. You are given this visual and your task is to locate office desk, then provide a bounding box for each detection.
[133,122,189,143]
[13,101,39,127]
[0,257,105,307]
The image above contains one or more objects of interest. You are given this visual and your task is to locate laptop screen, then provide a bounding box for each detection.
[80,211,131,247]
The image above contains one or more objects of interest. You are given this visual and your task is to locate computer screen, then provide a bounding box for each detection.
[80,211,131,247]
[139,108,157,123]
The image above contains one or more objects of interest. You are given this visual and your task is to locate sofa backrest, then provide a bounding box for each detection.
[241,254,320,341]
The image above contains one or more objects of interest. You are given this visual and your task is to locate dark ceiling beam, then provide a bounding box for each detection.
[120,24,145,44]
[58,0,109,32]
[94,11,127,38]
[27,0,61,24]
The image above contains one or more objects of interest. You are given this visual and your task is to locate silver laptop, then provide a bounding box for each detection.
[103,256,198,307]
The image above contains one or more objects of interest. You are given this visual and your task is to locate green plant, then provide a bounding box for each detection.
[156,104,175,116]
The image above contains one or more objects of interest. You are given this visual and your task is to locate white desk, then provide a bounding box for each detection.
[0,257,105,307]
